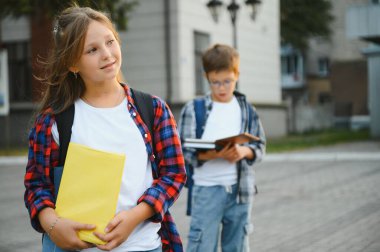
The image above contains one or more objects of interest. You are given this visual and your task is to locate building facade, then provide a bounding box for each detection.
[281,0,371,133]
[0,0,285,148]
[121,0,285,138]
[346,0,380,138]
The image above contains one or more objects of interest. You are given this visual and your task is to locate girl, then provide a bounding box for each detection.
[24,5,186,252]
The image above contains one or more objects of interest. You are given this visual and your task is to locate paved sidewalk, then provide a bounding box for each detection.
[171,141,380,251]
[1,140,379,251]
[251,140,380,251]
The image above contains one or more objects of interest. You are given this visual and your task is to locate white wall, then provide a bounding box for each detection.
[119,0,168,98]
[1,16,30,42]
[176,0,281,104]
[121,0,286,137]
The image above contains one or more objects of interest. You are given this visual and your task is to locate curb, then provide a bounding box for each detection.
[264,152,380,162]
[0,156,28,166]
[2,152,380,166]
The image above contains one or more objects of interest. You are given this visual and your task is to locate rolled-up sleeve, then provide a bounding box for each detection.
[24,112,59,232]
[138,98,186,222]
[246,105,266,165]
[178,100,202,168]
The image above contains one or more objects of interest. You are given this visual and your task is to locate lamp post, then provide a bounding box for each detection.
[206,0,262,49]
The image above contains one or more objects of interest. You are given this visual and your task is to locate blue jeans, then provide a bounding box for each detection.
[42,234,162,252]
[187,184,253,252]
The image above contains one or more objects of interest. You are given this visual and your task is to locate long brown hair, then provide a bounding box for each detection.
[37,5,121,114]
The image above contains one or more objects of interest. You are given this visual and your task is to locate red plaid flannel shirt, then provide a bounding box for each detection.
[24,85,186,251]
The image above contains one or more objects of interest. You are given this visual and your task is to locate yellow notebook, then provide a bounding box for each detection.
[55,142,125,245]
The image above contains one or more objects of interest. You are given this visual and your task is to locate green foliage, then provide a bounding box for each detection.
[280,0,334,51]
[267,129,370,153]
[0,148,28,156]
[0,129,371,156]
[0,0,138,30]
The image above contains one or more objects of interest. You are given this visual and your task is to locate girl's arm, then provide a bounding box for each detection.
[137,97,187,222]
[24,112,58,232]
[24,112,96,250]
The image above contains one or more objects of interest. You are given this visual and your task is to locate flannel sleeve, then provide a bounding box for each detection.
[177,100,202,168]
[246,105,266,164]
[138,97,186,222]
[24,112,59,232]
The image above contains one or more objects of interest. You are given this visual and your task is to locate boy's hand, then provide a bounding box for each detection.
[221,144,254,163]
[198,143,232,160]
[198,144,254,163]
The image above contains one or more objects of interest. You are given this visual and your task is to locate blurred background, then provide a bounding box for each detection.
[0,0,379,151]
[0,1,380,251]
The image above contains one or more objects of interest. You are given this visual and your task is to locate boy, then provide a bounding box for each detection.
[178,44,266,252]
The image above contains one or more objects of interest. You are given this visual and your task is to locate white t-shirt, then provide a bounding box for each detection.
[52,98,161,252]
[193,96,241,186]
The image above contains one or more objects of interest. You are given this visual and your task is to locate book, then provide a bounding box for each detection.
[55,142,126,245]
[183,132,260,150]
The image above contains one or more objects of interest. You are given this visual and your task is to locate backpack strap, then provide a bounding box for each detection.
[55,104,75,166]
[130,88,156,157]
[247,103,253,132]
[130,88,154,137]
[194,98,206,138]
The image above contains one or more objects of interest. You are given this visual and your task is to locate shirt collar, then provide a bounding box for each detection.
[120,82,138,111]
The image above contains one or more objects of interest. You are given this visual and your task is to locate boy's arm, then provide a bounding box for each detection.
[178,100,199,167]
[246,105,266,164]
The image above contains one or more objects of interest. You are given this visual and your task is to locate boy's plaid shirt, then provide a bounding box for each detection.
[24,85,186,252]
[178,91,266,203]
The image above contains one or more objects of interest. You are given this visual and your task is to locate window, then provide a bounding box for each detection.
[281,55,299,75]
[194,32,210,95]
[4,41,32,103]
[318,92,332,104]
[318,57,330,77]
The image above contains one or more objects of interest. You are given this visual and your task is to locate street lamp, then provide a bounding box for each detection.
[206,0,262,48]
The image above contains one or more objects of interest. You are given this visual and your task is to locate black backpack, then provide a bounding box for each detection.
[55,88,155,167]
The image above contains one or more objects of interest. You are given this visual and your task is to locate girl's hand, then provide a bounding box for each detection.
[94,202,154,251]
[94,210,138,251]
[49,218,96,250]
[39,207,96,250]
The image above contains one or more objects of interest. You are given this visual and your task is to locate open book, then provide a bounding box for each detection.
[55,142,126,245]
[183,132,260,150]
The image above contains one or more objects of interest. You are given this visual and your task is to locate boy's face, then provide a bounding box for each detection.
[207,70,238,103]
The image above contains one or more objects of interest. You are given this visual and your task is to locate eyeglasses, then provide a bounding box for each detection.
[209,79,234,88]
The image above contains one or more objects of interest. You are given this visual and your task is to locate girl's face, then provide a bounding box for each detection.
[73,20,121,85]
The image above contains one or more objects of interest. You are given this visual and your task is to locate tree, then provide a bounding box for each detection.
[0,0,137,101]
[0,0,137,30]
[280,0,334,51]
